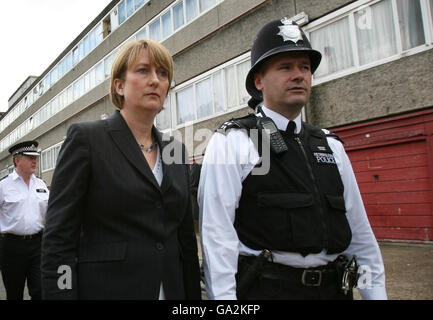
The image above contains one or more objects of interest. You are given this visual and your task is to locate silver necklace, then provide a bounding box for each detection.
[139,140,157,153]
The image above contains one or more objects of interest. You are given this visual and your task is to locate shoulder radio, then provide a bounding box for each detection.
[256,116,288,155]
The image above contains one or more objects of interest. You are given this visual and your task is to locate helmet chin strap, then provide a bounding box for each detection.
[256,104,267,117]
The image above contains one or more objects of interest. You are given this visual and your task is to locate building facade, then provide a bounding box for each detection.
[1,0,432,242]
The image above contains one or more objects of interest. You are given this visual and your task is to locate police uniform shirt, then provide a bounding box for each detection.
[198,105,387,300]
[0,170,49,235]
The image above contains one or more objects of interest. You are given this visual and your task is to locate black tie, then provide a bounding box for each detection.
[285,121,296,136]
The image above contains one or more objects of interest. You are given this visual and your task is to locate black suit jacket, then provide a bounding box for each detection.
[41,110,201,299]
[189,162,202,220]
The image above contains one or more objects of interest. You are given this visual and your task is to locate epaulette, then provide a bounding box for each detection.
[0,174,9,182]
[302,122,344,144]
[216,113,258,134]
[325,132,344,144]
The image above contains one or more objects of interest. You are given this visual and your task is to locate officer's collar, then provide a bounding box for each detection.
[11,169,36,182]
[11,170,20,180]
[260,105,302,134]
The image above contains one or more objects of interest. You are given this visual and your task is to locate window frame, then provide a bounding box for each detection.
[305,0,433,86]
[170,52,250,131]
[41,141,64,173]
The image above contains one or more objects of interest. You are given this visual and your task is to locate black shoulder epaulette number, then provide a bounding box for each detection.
[216,113,258,134]
[0,174,9,182]
[325,132,344,144]
[302,122,344,144]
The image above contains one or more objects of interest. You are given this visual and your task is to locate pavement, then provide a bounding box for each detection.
[365,242,433,300]
[1,241,432,300]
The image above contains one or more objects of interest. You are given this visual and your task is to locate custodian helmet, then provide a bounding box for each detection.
[245,18,322,103]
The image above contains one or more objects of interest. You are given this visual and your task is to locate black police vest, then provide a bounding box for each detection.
[231,119,352,255]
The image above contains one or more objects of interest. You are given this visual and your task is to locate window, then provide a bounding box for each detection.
[95,23,104,45]
[225,65,237,109]
[104,52,116,79]
[431,0,433,23]
[103,16,111,38]
[126,0,134,17]
[42,149,51,172]
[43,75,50,91]
[150,19,161,41]
[135,0,145,10]
[42,143,63,172]
[27,93,33,107]
[67,86,73,105]
[40,104,48,123]
[84,36,89,56]
[307,0,433,82]
[65,53,72,71]
[397,0,425,51]
[58,92,65,111]
[173,2,185,30]
[89,30,96,52]
[73,78,84,99]
[186,0,199,22]
[58,60,64,79]
[118,1,126,24]
[111,9,119,31]
[72,47,79,65]
[51,96,58,114]
[355,0,397,65]
[176,86,195,124]
[236,60,250,104]
[199,0,215,12]
[84,72,91,93]
[28,116,34,130]
[78,41,84,61]
[311,17,354,77]
[156,97,171,130]
[172,54,249,127]
[196,78,213,119]
[137,27,147,40]
[38,82,44,96]
[50,67,58,85]
[89,68,96,89]
[213,71,224,113]
[162,11,173,39]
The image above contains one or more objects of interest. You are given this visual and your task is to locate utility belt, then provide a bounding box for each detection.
[0,230,43,240]
[236,250,359,299]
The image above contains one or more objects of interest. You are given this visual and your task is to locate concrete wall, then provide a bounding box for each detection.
[308,47,433,129]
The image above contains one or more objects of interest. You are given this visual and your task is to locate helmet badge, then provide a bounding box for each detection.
[277,17,303,43]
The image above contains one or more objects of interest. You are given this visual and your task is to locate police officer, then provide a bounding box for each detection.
[0,140,48,300]
[199,18,387,300]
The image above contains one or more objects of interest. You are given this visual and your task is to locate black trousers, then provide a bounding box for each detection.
[236,256,353,300]
[1,236,42,300]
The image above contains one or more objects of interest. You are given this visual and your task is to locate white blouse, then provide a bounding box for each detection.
[151,146,165,300]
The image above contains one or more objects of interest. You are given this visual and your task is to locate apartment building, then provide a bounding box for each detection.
[1,0,432,242]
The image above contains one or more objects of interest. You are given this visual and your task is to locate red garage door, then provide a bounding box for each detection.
[348,140,432,241]
[332,109,433,243]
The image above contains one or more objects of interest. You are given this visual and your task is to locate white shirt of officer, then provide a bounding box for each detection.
[199,107,387,300]
[0,161,48,235]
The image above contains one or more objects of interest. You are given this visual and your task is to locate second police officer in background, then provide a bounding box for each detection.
[0,141,48,300]
[199,18,387,300]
